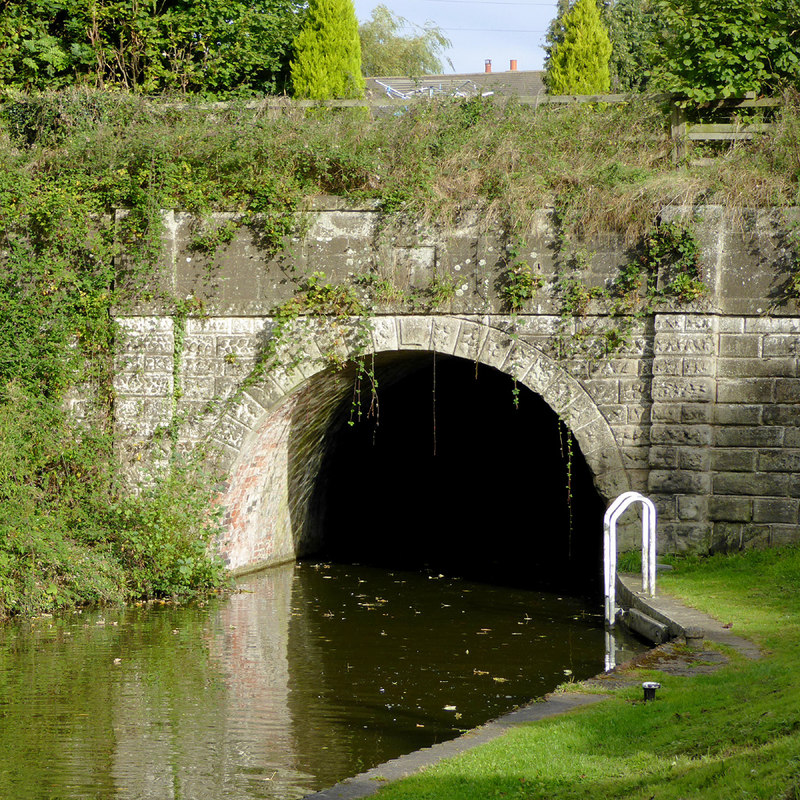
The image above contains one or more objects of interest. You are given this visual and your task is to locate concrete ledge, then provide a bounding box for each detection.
[621,608,670,644]
[617,573,761,659]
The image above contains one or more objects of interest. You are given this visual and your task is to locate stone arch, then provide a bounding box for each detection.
[211,315,629,572]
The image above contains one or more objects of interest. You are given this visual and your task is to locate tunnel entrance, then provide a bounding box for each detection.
[310,354,606,595]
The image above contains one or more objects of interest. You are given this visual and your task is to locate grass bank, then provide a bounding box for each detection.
[370,546,800,799]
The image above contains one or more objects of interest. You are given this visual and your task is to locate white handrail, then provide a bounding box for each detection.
[603,492,657,628]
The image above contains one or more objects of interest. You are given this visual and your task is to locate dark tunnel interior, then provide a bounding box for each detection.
[310,354,607,596]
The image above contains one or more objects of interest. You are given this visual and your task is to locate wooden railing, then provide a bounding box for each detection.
[669,94,781,162]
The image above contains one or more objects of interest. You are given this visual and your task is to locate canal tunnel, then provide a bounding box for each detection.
[306,353,606,594]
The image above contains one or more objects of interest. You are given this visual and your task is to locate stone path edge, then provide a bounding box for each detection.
[302,579,760,800]
[301,692,607,800]
[617,573,761,660]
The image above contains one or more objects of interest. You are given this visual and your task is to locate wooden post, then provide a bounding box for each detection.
[670,102,688,164]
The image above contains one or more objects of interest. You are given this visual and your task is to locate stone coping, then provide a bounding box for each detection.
[301,693,606,800]
[617,573,761,660]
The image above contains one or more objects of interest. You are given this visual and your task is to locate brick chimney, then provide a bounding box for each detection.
[485,59,492,73]
[509,59,518,71]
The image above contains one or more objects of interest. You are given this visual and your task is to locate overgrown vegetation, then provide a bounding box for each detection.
[650,0,800,103]
[1,88,798,619]
[370,545,800,799]
[0,0,302,97]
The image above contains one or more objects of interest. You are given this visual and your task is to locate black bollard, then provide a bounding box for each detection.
[642,681,661,702]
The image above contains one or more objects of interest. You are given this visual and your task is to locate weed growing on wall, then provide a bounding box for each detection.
[551,208,709,361]
[0,95,237,619]
[498,238,544,313]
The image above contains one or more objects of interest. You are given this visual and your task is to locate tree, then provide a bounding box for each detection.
[290,0,365,99]
[545,0,612,94]
[0,0,303,96]
[603,0,657,91]
[543,0,570,76]
[359,5,452,77]
[650,0,800,102]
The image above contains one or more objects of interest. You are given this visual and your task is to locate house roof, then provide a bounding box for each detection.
[365,70,546,100]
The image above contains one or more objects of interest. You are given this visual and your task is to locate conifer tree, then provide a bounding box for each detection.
[543,0,571,75]
[545,0,612,94]
[291,0,365,99]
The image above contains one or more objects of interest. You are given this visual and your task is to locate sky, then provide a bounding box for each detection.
[353,0,559,75]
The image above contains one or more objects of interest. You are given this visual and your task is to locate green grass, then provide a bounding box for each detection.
[372,545,800,799]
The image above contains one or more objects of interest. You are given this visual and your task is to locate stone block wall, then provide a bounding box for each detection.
[111,202,800,570]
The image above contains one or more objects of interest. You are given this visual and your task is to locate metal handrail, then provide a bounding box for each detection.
[603,492,657,628]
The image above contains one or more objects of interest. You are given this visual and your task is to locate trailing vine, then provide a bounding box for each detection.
[551,215,708,361]
[497,237,544,313]
[558,415,575,559]
[780,218,800,302]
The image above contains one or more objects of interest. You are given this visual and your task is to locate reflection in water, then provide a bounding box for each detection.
[0,563,644,799]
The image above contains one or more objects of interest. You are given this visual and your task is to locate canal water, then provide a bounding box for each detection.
[0,562,644,799]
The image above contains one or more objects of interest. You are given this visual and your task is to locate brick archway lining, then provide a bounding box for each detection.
[212,316,628,572]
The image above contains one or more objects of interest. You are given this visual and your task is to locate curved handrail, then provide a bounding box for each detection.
[603,492,657,628]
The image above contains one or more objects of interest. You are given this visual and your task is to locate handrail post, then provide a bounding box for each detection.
[603,492,658,629]
[671,101,688,164]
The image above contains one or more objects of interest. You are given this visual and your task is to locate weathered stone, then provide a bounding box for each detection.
[709,495,753,522]
[648,470,711,494]
[762,334,800,358]
[713,472,789,497]
[681,404,713,424]
[682,357,715,376]
[651,377,714,403]
[718,334,760,358]
[753,497,799,524]
[108,208,800,569]
[762,404,800,426]
[716,379,775,404]
[619,378,651,403]
[678,448,710,471]
[583,379,619,405]
[711,449,757,472]
[649,446,677,469]
[714,404,763,425]
[654,335,715,355]
[775,379,800,403]
[678,495,708,521]
[114,373,173,396]
[757,450,800,472]
[718,357,795,378]
[710,522,770,552]
[650,424,712,446]
[715,426,784,448]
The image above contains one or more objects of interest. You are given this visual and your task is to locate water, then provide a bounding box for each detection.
[0,562,644,799]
